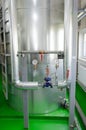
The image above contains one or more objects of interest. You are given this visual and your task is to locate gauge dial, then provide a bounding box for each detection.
[32,59,38,65]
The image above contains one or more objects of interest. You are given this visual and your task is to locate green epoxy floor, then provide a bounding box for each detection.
[0,118,68,130]
[0,70,70,130]
[0,64,86,130]
[0,98,69,130]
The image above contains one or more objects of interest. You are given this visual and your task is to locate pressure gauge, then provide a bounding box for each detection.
[32,59,38,65]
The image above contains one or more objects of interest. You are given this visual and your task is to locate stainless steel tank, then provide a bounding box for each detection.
[7,0,65,114]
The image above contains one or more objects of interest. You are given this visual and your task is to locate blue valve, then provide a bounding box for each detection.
[43,77,53,88]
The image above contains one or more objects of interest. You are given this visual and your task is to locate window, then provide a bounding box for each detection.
[79,29,86,59]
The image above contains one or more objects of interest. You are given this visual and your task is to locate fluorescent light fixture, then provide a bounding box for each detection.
[78,12,84,18]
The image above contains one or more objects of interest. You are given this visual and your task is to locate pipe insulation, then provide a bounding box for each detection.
[14,81,39,90]
[14,80,69,90]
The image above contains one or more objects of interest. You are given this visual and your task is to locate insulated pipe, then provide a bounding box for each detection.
[14,80,39,90]
[10,0,19,81]
[14,78,69,129]
[64,0,78,129]
[57,81,71,89]
[14,80,69,90]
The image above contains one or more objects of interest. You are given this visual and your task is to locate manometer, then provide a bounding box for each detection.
[32,59,38,65]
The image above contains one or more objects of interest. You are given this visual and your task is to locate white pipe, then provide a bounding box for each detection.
[58,80,69,87]
[10,0,19,81]
[14,80,69,90]
[14,80,39,90]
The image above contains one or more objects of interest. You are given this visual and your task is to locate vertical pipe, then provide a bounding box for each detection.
[9,0,19,81]
[22,55,29,129]
[64,0,78,129]
[64,0,72,81]
[23,90,28,129]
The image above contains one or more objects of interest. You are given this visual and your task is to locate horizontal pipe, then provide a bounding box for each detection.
[58,80,69,87]
[14,80,69,90]
[57,80,70,89]
[14,80,39,90]
[17,50,64,55]
[75,100,86,127]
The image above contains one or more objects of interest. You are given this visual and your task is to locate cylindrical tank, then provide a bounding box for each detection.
[8,0,65,114]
